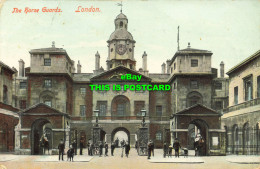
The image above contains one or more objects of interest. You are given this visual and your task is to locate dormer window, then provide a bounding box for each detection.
[191,59,198,67]
[44,58,51,66]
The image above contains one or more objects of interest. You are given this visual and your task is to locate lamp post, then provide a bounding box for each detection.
[94,110,100,127]
[141,109,146,127]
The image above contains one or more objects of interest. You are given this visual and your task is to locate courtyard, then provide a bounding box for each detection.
[0,149,259,169]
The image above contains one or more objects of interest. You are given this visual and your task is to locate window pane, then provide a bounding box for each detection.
[44,80,52,87]
[97,101,107,116]
[156,106,162,116]
[191,59,198,67]
[44,59,51,66]
[80,88,86,95]
[134,101,145,116]
[257,76,260,98]
[20,82,26,89]
[215,82,222,90]
[156,132,162,140]
[190,80,198,89]
[80,105,86,117]
[234,86,238,105]
[117,104,126,116]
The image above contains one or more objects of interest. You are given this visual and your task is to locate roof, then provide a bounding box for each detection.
[108,29,134,42]
[149,73,171,83]
[0,61,16,73]
[20,103,70,117]
[29,47,73,64]
[73,73,93,82]
[170,46,212,65]
[174,104,221,116]
[116,13,127,19]
[226,50,260,75]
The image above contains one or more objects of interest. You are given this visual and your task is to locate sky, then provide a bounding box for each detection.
[0,0,259,76]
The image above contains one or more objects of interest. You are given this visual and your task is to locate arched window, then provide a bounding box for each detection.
[243,122,250,154]
[111,95,130,117]
[187,91,203,107]
[156,131,162,141]
[120,21,123,28]
[3,85,8,104]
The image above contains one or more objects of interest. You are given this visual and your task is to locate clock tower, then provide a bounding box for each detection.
[106,12,136,70]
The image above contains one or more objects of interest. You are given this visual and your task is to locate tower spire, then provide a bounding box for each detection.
[177,26,180,51]
[117,1,123,13]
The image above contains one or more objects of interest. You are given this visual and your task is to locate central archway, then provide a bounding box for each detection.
[111,127,130,147]
[188,119,209,156]
[31,119,53,155]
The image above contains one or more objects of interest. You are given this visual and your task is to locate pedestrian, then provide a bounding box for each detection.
[135,141,138,150]
[111,142,115,156]
[194,137,200,156]
[80,136,84,155]
[125,141,130,158]
[168,144,173,158]
[58,139,65,161]
[67,145,74,162]
[43,137,49,155]
[99,142,103,157]
[105,142,108,156]
[90,143,94,156]
[115,138,119,147]
[72,139,77,155]
[151,140,154,157]
[87,139,91,155]
[121,139,126,157]
[163,142,168,158]
[147,140,152,159]
[173,139,181,158]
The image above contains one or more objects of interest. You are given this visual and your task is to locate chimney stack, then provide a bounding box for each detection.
[161,62,166,74]
[18,59,25,77]
[166,60,171,74]
[77,60,82,73]
[95,51,100,71]
[220,61,224,78]
[142,51,147,71]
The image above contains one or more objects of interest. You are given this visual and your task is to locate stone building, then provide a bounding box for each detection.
[0,61,19,152]
[222,50,260,155]
[1,11,229,155]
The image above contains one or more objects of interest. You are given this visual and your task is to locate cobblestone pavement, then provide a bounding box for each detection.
[0,149,260,169]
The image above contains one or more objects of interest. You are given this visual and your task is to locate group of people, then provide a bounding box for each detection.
[163,139,181,158]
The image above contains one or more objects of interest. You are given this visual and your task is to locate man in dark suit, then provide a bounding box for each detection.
[125,141,130,158]
[58,139,65,161]
[104,142,108,156]
[72,139,77,155]
[111,142,115,156]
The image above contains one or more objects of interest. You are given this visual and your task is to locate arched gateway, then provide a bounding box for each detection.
[111,127,130,146]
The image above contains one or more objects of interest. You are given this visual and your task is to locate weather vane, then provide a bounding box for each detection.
[117,1,123,13]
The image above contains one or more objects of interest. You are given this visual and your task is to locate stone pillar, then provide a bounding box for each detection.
[14,121,21,154]
[18,59,25,77]
[77,60,82,73]
[227,132,232,155]
[142,51,147,71]
[220,61,224,78]
[130,134,136,146]
[166,60,171,74]
[65,126,70,150]
[161,62,166,74]
[95,51,100,71]
[106,134,112,144]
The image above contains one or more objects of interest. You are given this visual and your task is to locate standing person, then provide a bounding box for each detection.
[125,141,130,158]
[80,136,84,155]
[173,139,181,158]
[87,139,91,155]
[147,140,152,159]
[44,137,49,155]
[90,143,94,156]
[115,138,119,147]
[72,139,77,155]
[194,137,200,156]
[121,139,126,157]
[58,139,65,161]
[111,142,115,156]
[151,140,154,157]
[104,142,108,156]
[168,144,173,158]
[163,142,168,158]
[67,145,74,162]
[99,142,103,157]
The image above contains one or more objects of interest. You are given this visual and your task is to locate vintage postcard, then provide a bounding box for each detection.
[0,0,259,169]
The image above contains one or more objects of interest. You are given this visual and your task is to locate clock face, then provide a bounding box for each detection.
[116,44,127,55]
